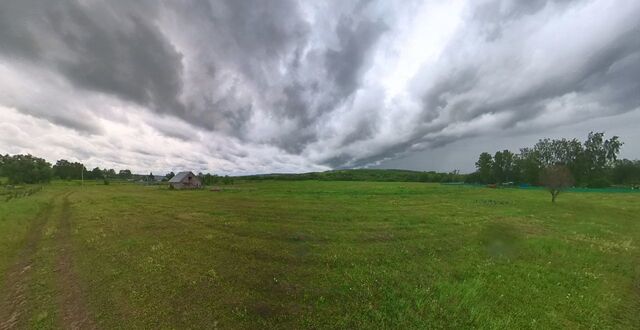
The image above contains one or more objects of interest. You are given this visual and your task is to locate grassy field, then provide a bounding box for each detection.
[0,181,639,328]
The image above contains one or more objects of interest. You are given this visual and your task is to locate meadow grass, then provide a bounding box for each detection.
[0,184,51,281]
[1,181,639,328]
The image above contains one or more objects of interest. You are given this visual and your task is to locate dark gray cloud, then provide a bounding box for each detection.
[0,0,185,116]
[472,0,578,41]
[354,0,640,165]
[1,0,639,173]
[56,9,185,115]
[325,18,388,97]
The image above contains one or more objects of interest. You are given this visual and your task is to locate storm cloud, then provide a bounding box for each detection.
[1,0,639,174]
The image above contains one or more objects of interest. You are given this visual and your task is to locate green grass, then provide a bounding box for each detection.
[1,181,639,328]
[0,184,48,277]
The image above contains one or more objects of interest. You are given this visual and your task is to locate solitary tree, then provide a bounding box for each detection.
[540,165,575,203]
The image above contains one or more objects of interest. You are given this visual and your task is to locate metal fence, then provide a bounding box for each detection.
[441,182,640,193]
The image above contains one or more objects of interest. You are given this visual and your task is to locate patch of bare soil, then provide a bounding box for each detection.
[54,194,97,329]
[0,200,52,329]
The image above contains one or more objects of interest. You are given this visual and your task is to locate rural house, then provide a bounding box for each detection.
[168,171,202,189]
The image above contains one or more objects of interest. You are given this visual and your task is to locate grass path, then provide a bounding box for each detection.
[0,197,53,329]
[54,194,97,329]
[0,191,97,329]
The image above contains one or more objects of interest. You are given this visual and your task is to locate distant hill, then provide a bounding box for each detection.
[238,169,466,183]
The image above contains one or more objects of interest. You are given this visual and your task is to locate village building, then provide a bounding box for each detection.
[168,171,202,189]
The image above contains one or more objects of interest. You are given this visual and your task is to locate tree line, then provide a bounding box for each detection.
[240,169,465,183]
[2,132,639,187]
[467,132,640,187]
[0,155,136,184]
[0,155,231,185]
[0,154,53,184]
[51,159,135,181]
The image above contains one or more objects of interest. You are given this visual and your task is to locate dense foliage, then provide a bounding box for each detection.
[468,132,636,187]
[53,159,86,180]
[611,159,640,185]
[0,154,53,184]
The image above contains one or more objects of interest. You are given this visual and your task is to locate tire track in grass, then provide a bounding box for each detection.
[55,193,97,329]
[0,197,54,329]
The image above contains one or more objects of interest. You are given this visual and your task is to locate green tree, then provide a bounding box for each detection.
[53,159,72,179]
[475,152,494,183]
[516,148,541,185]
[533,137,585,184]
[2,154,53,184]
[473,132,623,186]
[612,159,640,185]
[583,132,622,186]
[90,167,104,180]
[52,159,86,180]
[0,154,8,177]
[118,169,132,180]
[493,150,516,183]
[533,138,583,167]
[105,169,117,178]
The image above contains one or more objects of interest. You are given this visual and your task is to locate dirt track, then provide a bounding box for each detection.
[55,195,96,329]
[0,193,97,329]
[0,199,52,329]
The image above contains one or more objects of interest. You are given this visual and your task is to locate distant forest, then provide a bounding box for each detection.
[237,169,465,183]
[1,132,639,187]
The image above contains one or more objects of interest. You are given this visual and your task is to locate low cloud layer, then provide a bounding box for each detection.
[1,0,639,174]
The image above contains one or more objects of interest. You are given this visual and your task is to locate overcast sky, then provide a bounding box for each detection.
[1,0,639,174]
